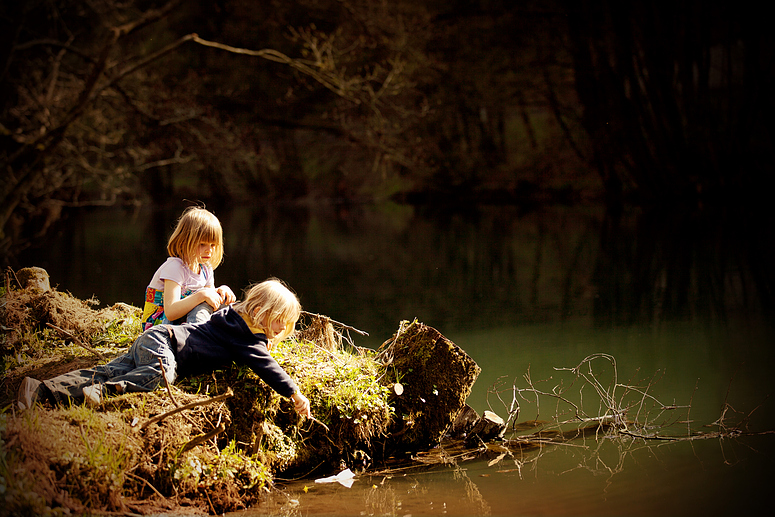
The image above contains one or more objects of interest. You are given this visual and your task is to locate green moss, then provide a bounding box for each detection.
[276,338,393,445]
[171,440,272,495]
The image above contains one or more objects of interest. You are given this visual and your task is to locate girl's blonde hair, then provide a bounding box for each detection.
[167,207,224,269]
[234,278,301,342]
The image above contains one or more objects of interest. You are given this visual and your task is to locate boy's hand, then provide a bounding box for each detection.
[291,391,311,418]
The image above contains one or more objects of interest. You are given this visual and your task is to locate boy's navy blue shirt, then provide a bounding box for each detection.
[169,306,298,398]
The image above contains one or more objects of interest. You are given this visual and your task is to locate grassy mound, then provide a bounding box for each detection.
[0,282,140,404]
[1,281,394,516]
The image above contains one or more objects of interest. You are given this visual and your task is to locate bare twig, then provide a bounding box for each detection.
[181,422,227,453]
[45,323,105,360]
[5,266,21,290]
[304,415,330,433]
[141,389,233,430]
[301,310,369,336]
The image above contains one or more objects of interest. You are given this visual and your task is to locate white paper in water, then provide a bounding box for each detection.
[314,468,356,488]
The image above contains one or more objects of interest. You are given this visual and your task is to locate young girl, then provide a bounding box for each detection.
[17,278,311,418]
[142,206,236,330]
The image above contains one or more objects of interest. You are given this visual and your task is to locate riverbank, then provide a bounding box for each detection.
[1,269,398,515]
[1,267,488,516]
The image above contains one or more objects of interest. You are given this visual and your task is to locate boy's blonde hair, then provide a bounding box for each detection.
[235,278,301,342]
[167,207,224,269]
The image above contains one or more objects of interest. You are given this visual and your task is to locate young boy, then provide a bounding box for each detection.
[17,278,311,418]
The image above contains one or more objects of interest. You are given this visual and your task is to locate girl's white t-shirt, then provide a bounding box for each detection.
[148,257,214,293]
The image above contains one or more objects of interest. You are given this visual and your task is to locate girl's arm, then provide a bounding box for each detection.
[162,279,221,321]
[203,264,235,305]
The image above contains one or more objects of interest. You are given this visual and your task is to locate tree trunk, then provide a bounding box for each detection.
[377,320,481,452]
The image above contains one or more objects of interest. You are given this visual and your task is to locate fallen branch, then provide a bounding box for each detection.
[488,354,771,450]
[45,323,105,361]
[181,422,227,453]
[141,389,233,430]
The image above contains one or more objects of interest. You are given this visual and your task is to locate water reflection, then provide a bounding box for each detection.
[14,202,772,338]
[235,432,774,517]
[593,206,773,326]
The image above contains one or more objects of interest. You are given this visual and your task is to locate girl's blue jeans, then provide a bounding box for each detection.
[42,325,177,404]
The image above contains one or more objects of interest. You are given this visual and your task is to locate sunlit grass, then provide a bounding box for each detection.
[274,337,393,443]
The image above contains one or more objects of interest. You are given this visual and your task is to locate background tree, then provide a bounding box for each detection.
[566,0,774,205]
[0,0,194,243]
[1,0,628,254]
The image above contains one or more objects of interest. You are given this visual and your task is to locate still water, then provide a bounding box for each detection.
[16,201,775,516]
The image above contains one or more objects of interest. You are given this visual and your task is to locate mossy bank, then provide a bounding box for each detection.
[1,267,480,516]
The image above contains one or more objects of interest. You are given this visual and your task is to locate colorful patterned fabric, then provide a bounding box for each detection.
[141,286,194,330]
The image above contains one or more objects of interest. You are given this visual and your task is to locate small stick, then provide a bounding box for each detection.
[5,266,20,290]
[141,389,233,430]
[157,357,179,407]
[125,471,166,499]
[302,310,369,336]
[46,323,105,360]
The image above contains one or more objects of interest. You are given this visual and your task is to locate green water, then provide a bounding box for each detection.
[246,436,773,516]
[16,202,775,516]
[241,318,774,517]
[455,320,774,428]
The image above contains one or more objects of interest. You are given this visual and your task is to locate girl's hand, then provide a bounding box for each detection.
[199,287,222,310]
[216,285,236,305]
[291,391,311,418]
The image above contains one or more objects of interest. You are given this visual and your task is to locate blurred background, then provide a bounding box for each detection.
[3,3,774,514]
[3,0,773,253]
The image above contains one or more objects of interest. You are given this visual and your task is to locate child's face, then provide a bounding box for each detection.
[257,315,293,350]
[197,241,217,264]
[267,317,288,338]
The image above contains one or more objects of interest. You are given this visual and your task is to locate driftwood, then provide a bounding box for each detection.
[468,410,506,441]
[449,404,481,437]
[449,404,507,443]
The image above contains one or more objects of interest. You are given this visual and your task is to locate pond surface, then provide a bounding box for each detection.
[16,201,775,516]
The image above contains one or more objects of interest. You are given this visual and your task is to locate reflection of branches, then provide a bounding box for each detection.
[479,354,772,487]
[486,351,775,478]
[376,441,493,516]
[490,354,702,442]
